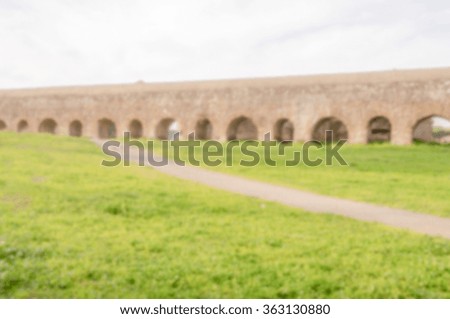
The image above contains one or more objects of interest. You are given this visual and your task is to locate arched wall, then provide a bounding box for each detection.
[274,118,294,141]
[226,116,258,140]
[0,119,6,130]
[17,120,29,132]
[69,120,83,137]
[0,68,449,144]
[195,118,213,140]
[128,119,143,138]
[98,118,117,138]
[38,118,57,134]
[367,116,391,143]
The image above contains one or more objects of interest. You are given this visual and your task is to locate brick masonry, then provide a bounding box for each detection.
[0,67,449,144]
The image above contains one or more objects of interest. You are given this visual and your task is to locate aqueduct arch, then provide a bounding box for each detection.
[227,116,258,140]
[0,68,449,144]
[128,119,143,138]
[312,117,348,143]
[98,118,116,139]
[273,118,294,142]
[38,119,57,134]
[368,116,391,143]
[413,115,450,143]
[69,120,82,137]
[195,119,213,140]
[0,120,6,131]
[156,118,179,140]
[17,120,29,132]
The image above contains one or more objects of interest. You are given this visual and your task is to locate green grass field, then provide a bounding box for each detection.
[1,132,449,298]
[145,139,450,217]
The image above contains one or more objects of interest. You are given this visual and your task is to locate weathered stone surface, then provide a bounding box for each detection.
[1,67,449,144]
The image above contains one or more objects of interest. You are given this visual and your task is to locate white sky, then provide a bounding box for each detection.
[434,116,450,128]
[0,0,449,88]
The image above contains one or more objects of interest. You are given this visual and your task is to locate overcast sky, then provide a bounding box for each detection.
[0,0,449,88]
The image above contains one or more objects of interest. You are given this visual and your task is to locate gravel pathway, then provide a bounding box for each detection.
[95,139,450,240]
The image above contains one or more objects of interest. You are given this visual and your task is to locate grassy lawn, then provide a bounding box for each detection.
[144,139,450,217]
[1,132,449,298]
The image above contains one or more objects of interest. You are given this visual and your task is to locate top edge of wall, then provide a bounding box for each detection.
[1,67,450,97]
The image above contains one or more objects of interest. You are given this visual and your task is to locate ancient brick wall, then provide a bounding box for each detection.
[0,68,449,144]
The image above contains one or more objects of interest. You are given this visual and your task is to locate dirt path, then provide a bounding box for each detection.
[95,139,450,240]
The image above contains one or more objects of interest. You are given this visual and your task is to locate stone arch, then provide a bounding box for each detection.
[69,120,82,137]
[226,116,258,140]
[0,120,6,131]
[312,117,348,142]
[155,118,179,140]
[17,120,29,132]
[38,118,57,134]
[273,118,294,142]
[195,119,213,140]
[98,118,116,139]
[128,119,143,138]
[413,115,450,144]
[368,116,391,143]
